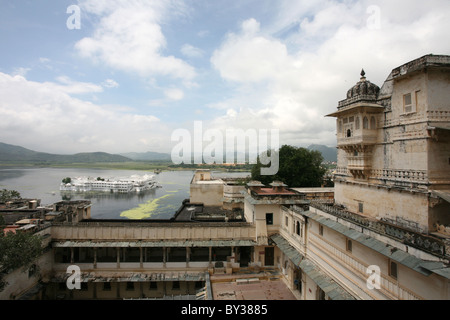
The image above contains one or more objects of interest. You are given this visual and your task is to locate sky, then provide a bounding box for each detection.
[0,0,449,156]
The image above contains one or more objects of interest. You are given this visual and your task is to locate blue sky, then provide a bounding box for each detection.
[1,0,449,155]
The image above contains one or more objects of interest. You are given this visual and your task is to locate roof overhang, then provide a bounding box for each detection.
[326,103,384,118]
[432,190,450,204]
[271,234,355,300]
[300,210,450,279]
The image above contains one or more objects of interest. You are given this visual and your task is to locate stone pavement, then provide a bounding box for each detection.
[210,270,298,300]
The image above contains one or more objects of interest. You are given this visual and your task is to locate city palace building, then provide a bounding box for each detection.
[1,54,449,300]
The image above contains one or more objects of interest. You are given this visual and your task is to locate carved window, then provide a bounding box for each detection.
[346,129,352,138]
[389,260,398,280]
[363,117,369,129]
[358,202,364,213]
[403,93,412,113]
[355,116,360,130]
[370,116,376,129]
[266,213,273,225]
[346,239,352,253]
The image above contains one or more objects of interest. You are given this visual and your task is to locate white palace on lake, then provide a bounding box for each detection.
[59,174,160,193]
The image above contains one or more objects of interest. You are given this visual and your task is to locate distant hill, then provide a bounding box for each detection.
[307,144,337,162]
[119,151,172,161]
[0,142,131,163]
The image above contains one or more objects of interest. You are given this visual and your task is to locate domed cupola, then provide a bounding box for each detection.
[346,69,380,100]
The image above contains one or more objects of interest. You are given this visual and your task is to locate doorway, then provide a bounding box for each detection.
[264,247,274,266]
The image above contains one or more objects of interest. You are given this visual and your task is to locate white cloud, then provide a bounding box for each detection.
[208,0,450,149]
[76,0,196,82]
[102,79,119,88]
[12,67,31,77]
[211,19,292,83]
[52,76,104,94]
[181,44,204,58]
[0,72,172,154]
[164,88,184,101]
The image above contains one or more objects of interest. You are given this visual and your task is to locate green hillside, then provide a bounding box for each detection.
[0,142,131,163]
[307,144,337,162]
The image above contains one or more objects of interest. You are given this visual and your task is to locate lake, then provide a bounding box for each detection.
[0,167,250,220]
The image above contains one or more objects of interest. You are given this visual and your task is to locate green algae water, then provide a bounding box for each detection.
[120,194,176,219]
[0,168,249,220]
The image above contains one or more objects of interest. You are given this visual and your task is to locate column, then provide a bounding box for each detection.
[70,247,74,264]
[139,247,143,268]
[208,247,212,265]
[93,248,97,269]
[116,248,120,268]
[186,247,190,267]
[163,247,167,267]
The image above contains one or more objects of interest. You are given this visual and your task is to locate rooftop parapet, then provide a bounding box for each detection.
[391,54,450,80]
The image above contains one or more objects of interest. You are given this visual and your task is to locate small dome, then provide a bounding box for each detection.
[346,69,380,99]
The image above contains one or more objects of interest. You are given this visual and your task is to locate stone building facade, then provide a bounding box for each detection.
[327,54,450,234]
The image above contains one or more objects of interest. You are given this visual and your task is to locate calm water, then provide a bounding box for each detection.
[0,167,249,220]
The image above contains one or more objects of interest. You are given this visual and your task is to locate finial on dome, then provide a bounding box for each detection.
[360,69,366,80]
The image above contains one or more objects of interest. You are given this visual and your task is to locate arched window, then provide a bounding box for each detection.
[370,116,376,129]
[355,116,360,130]
[346,129,352,137]
[363,116,369,129]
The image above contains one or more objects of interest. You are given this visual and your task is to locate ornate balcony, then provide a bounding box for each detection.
[337,130,378,150]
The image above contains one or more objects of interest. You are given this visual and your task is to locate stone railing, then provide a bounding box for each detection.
[371,169,428,184]
[298,203,447,259]
[337,132,378,147]
[334,167,349,176]
[333,167,429,185]
[383,110,450,128]
[338,95,379,108]
[427,109,450,122]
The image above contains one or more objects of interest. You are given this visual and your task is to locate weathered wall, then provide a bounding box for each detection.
[190,182,224,206]
[51,223,256,242]
[334,181,430,231]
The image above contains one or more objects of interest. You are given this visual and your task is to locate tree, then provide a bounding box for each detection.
[62,177,71,184]
[0,230,43,292]
[0,199,43,292]
[0,189,21,203]
[251,145,326,187]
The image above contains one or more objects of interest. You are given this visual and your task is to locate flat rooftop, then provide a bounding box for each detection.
[211,270,297,300]
[252,187,298,196]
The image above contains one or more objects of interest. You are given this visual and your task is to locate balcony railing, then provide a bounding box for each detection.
[347,155,372,171]
[337,132,378,147]
[333,167,429,185]
[371,169,428,184]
